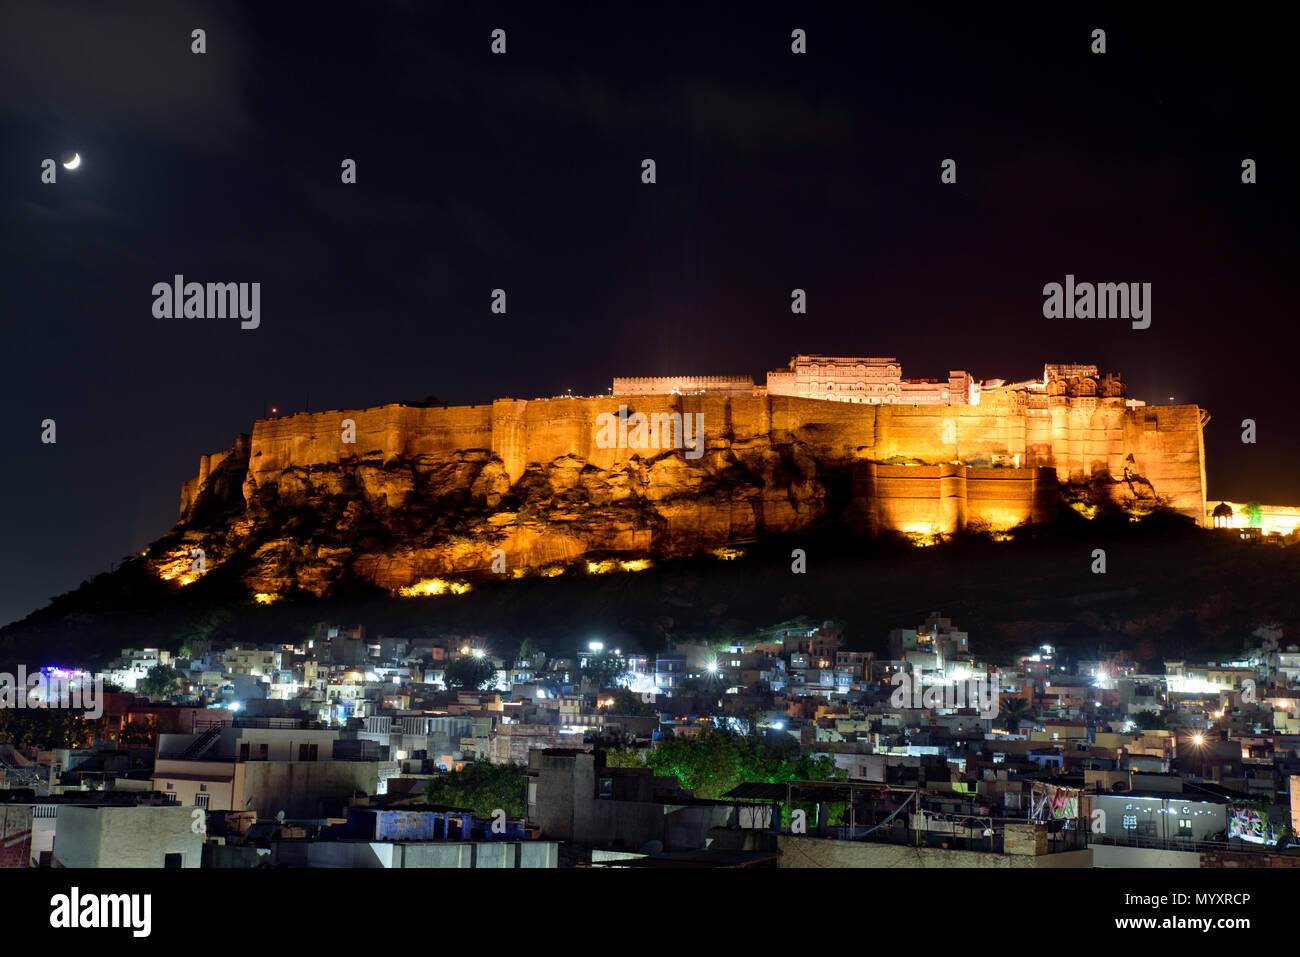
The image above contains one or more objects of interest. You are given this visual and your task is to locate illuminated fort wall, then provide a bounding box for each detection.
[851,464,1058,536]
[1206,501,1300,538]
[184,393,1209,527]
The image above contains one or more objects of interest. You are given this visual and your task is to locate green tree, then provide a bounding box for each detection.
[734,704,765,737]
[582,652,629,690]
[519,637,543,659]
[610,728,844,802]
[604,748,649,769]
[422,761,527,817]
[0,709,94,749]
[1000,697,1031,733]
[1243,502,1263,528]
[139,664,182,700]
[1132,710,1167,731]
[444,656,496,691]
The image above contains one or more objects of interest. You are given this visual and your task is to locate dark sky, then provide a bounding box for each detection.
[2,2,1297,627]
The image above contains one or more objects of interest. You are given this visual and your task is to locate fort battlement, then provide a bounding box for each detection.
[183,389,1209,526]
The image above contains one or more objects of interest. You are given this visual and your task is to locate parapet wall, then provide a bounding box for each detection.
[247,404,495,476]
[182,394,1208,524]
[236,395,880,492]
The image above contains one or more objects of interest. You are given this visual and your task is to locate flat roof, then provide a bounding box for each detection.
[722,781,919,801]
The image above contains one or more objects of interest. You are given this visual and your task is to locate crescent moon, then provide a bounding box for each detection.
[63,153,81,170]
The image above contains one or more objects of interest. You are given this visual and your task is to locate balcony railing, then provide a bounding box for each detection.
[1087,832,1233,854]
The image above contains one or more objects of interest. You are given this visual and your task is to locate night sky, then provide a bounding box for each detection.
[2,3,1297,627]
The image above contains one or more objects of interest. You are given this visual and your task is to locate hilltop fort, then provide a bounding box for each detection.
[166,358,1209,596]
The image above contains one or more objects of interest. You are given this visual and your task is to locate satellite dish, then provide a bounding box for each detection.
[637,840,663,856]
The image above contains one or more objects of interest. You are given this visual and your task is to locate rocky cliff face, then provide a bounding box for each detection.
[155,424,836,597]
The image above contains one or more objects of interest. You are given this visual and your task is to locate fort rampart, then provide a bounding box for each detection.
[182,393,1208,526]
[851,464,1059,536]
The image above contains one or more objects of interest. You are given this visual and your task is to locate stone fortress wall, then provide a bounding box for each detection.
[603,359,1206,522]
[852,464,1059,537]
[182,368,1209,528]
